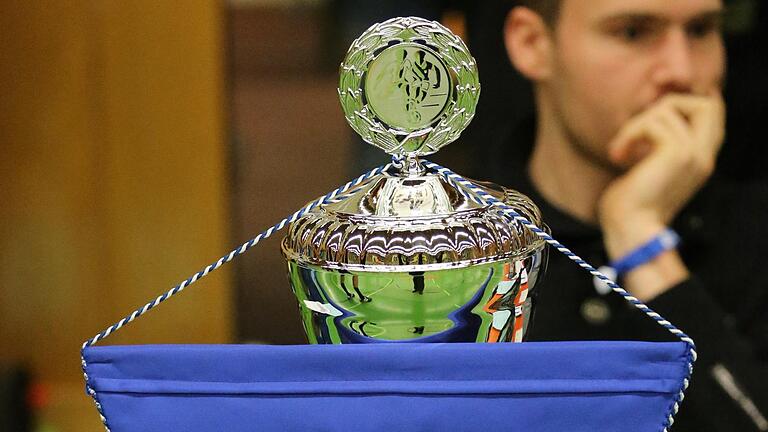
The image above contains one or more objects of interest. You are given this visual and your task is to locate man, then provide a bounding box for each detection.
[499,0,768,430]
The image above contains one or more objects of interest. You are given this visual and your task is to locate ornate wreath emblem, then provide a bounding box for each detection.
[338,17,481,157]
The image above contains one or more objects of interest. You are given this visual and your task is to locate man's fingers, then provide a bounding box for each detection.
[608,115,653,166]
[609,107,688,167]
[655,98,720,177]
[700,93,726,155]
[608,111,666,166]
[655,105,693,145]
[658,93,712,115]
[660,93,725,152]
[610,92,725,171]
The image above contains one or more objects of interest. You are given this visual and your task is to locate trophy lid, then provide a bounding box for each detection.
[281,166,547,272]
[281,17,547,272]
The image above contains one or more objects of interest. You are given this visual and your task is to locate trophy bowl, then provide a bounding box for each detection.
[284,257,546,343]
[282,167,548,343]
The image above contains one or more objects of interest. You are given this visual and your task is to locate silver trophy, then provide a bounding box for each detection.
[282,17,548,344]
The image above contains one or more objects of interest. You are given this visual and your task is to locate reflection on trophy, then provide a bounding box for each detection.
[281,17,549,344]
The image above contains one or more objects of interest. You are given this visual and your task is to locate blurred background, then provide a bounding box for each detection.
[0,0,764,430]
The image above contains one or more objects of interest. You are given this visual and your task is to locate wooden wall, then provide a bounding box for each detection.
[0,1,232,430]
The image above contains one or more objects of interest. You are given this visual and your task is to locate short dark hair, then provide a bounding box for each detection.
[516,0,562,26]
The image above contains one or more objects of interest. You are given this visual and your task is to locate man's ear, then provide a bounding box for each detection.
[504,7,554,81]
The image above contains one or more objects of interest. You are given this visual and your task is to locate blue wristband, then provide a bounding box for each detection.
[610,228,681,275]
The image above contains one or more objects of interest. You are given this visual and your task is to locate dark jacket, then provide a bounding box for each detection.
[491,145,768,430]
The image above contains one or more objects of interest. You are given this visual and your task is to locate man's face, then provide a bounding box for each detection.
[547,0,725,168]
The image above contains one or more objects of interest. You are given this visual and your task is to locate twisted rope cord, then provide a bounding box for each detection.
[423,160,696,431]
[80,163,392,432]
[82,156,696,432]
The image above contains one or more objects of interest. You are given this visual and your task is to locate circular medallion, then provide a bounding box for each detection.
[364,43,452,132]
[338,17,480,157]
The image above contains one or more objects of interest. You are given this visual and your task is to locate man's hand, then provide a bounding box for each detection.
[597,92,725,301]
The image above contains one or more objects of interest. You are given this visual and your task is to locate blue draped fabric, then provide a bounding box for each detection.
[83,341,690,431]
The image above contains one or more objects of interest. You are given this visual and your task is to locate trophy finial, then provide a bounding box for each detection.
[338,17,480,157]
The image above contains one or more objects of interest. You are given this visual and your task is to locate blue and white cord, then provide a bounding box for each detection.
[81,157,696,432]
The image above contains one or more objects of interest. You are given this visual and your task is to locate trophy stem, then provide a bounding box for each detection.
[401,154,425,177]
